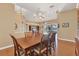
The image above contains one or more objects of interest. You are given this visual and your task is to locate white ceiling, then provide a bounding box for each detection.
[15,3,76,22]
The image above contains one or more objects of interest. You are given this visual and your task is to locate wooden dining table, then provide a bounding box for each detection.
[16,33,43,55]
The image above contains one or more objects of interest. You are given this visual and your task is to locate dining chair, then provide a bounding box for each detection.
[48,32,56,55]
[75,38,79,56]
[32,34,49,56]
[10,34,30,56]
[33,32,55,56]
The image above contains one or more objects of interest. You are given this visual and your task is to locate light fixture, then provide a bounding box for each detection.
[33,14,37,17]
[33,12,46,21]
[38,12,42,16]
[49,5,54,8]
[39,16,42,19]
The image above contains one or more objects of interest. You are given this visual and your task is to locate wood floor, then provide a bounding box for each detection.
[0,40,75,56]
[58,40,75,56]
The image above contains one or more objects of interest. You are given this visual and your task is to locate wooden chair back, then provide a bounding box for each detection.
[40,32,55,47]
[47,32,56,55]
[39,35,49,55]
[49,32,55,46]
[10,34,20,56]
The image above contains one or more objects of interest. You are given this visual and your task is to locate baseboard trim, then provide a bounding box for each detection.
[0,45,14,50]
[58,38,75,43]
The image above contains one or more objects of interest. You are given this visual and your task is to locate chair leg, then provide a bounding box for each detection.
[47,46,51,55]
[29,49,33,56]
[14,50,17,56]
[46,51,48,56]
[24,50,27,56]
[24,49,30,56]
[30,50,35,56]
[14,50,20,56]
[17,47,21,56]
[46,47,49,56]
[75,48,78,56]
[14,48,17,56]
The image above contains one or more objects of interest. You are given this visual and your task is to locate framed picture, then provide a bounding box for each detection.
[62,22,69,28]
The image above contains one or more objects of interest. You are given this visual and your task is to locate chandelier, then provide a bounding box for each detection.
[33,9,47,20]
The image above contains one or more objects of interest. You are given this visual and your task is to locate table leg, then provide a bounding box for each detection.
[24,49,28,56]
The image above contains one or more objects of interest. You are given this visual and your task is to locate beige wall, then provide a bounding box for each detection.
[58,9,77,41]
[16,13,22,24]
[0,4,16,48]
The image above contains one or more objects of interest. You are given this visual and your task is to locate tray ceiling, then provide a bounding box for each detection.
[15,3,76,22]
